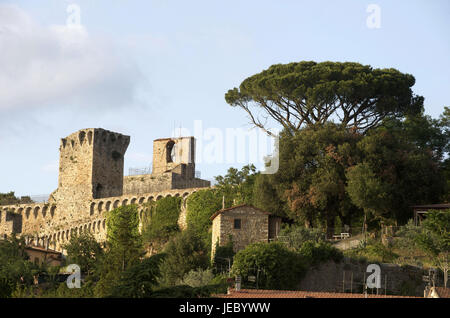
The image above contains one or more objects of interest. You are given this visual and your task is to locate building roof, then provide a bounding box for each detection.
[217,289,421,299]
[210,204,271,221]
[25,245,62,255]
[412,203,450,210]
[153,136,194,142]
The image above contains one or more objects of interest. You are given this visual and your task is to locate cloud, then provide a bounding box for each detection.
[0,4,144,111]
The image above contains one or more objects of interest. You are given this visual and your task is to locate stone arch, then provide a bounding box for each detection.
[79,131,86,145]
[147,196,154,203]
[182,192,190,198]
[50,205,56,218]
[166,140,176,163]
[105,201,111,211]
[156,195,163,200]
[90,202,96,215]
[102,219,106,230]
[139,197,145,204]
[25,207,32,219]
[174,193,180,197]
[97,220,101,232]
[165,194,172,198]
[42,206,48,218]
[84,224,88,232]
[17,207,24,215]
[122,199,128,207]
[87,131,93,145]
[98,201,104,213]
[139,209,143,220]
[57,232,60,241]
[33,206,40,219]
[113,200,120,209]
[130,197,137,205]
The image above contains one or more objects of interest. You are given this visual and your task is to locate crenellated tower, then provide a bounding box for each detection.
[50,128,130,204]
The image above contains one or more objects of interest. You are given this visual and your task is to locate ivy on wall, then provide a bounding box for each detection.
[142,196,182,248]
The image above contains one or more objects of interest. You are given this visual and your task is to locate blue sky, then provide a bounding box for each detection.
[0,0,449,197]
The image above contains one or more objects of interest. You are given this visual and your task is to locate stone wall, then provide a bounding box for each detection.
[0,128,212,254]
[0,187,204,252]
[152,137,195,178]
[212,206,270,256]
[298,259,427,296]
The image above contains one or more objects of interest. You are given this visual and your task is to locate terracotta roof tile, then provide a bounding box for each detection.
[210,204,271,221]
[216,289,421,298]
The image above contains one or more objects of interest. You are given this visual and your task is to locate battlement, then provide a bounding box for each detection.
[60,128,130,151]
[0,128,211,253]
[53,128,130,203]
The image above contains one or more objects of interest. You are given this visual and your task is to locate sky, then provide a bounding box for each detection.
[0,0,449,197]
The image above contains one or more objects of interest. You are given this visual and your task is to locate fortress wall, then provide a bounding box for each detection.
[123,173,211,195]
[1,187,203,252]
[0,203,57,236]
[0,129,211,253]
[123,173,173,195]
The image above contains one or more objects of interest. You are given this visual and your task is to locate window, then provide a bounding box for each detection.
[234,218,241,229]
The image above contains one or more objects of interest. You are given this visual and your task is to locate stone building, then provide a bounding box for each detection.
[0,128,210,253]
[210,205,281,258]
[25,245,63,267]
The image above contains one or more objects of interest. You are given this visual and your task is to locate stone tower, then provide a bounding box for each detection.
[50,128,130,204]
[152,137,195,179]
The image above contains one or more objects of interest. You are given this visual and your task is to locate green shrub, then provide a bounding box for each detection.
[279,225,326,251]
[158,229,209,287]
[213,236,234,268]
[178,268,215,287]
[231,242,306,290]
[298,241,344,266]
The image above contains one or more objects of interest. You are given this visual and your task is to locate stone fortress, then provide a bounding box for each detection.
[0,128,211,253]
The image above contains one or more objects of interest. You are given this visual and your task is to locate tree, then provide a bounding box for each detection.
[64,232,104,277]
[0,236,37,298]
[95,205,144,297]
[158,229,209,287]
[270,124,363,235]
[225,61,423,134]
[215,164,258,206]
[0,192,33,205]
[106,204,144,270]
[416,209,450,287]
[347,116,446,224]
[110,254,166,298]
